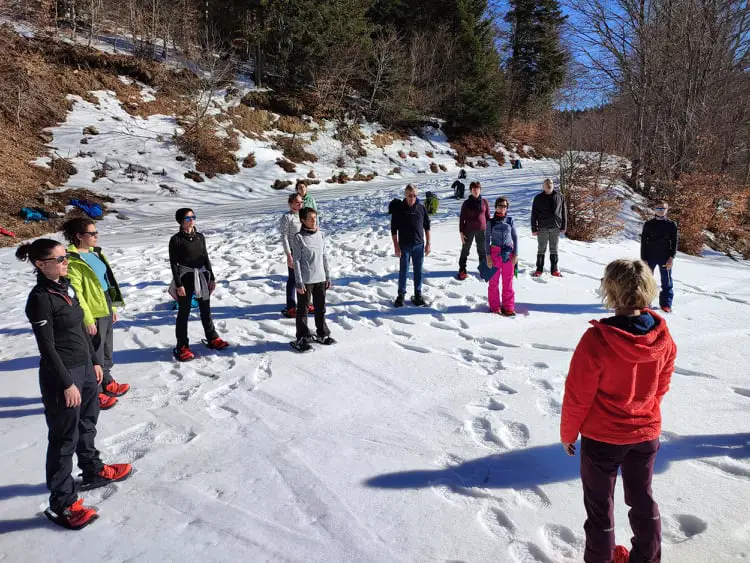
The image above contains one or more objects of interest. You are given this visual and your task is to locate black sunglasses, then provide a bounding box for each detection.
[496,204,509,208]
[40,254,69,264]
[80,231,99,237]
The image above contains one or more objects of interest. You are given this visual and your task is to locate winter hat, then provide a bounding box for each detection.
[175,208,194,223]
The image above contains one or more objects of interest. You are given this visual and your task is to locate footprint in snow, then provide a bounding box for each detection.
[542,523,584,560]
[393,341,432,354]
[662,513,708,543]
[492,380,518,395]
[732,387,750,399]
[509,540,555,563]
[530,343,574,353]
[480,504,517,542]
[673,366,717,380]
[99,422,157,464]
[514,486,551,510]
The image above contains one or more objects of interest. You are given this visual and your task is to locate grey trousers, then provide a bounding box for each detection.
[537,228,560,255]
[92,294,114,387]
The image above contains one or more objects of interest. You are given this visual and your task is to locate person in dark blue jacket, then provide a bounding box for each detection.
[640,201,679,312]
[391,184,431,307]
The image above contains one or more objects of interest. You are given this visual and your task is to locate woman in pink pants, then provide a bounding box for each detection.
[485,197,518,316]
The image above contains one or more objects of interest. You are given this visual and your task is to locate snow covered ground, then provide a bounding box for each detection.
[1,156,749,562]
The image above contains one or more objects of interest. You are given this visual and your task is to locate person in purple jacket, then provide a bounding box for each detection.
[485,197,518,316]
[457,181,491,280]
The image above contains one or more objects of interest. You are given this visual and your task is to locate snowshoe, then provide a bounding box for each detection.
[531,270,543,278]
[173,345,195,362]
[456,271,468,281]
[501,308,516,317]
[551,270,563,277]
[44,499,98,530]
[103,379,129,397]
[290,338,313,352]
[312,335,336,345]
[281,307,297,318]
[98,393,117,410]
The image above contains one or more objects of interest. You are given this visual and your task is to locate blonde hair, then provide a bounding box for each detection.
[600,259,658,311]
[404,184,417,195]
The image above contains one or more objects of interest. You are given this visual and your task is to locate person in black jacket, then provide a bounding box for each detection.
[18,239,132,530]
[169,208,228,361]
[391,184,431,307]
[531,178,567,277]
[640,201,678,312]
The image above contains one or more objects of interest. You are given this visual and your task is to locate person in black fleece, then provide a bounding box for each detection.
[169,208,228,361]
[391,184,431,307]
[640,201,679,312]
[18,238,132,530]
[531,178,567,276]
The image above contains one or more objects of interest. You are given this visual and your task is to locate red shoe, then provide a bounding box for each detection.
[282,307,297,318]
[501,308,516,317]
[206,337,229,350]
[46,498,98,530]
[661,306,672,313]
[98,393,117,410]
[308,304,315,313]
[489,308,501,314]
[551,270,563,277]
[614,545,630,563]
[103,379,130,397]
[99,463,133,482]
[531,270,543,277]
[174,345,195,362]
[457,271,468,280]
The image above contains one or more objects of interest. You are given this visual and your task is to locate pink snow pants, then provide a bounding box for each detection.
[488,247,515,312]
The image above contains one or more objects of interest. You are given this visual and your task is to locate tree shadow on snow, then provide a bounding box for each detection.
[0,397,40,408]
[364,432,750,492]
[515,302,607,315]
[0,407,44,419]
[0,483,47,503]
[0,515,54,535]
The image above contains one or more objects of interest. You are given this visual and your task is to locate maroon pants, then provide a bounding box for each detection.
[580,436,661,563]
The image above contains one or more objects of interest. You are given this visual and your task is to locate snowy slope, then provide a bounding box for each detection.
[1,157,749,562]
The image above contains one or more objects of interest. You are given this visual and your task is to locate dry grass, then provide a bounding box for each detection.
[175,122,239,175]
[373,129,408,148]
[439,164,447,172]
[426,150,434,158]
[477,159,489,168]
[242,153,256,168]
[352,171,376,182]
[272,135,318,164]
[398,150,406,159]
[408,151,418,158]
[228,105,272,140]
[307,169,316,178]
[272,179,293,190]
[430,162,438,173]
[276,115,312,134]
[276,158,297,173]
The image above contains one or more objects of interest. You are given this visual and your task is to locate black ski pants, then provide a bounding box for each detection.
[176,272,218,348]
[295,282,330,340]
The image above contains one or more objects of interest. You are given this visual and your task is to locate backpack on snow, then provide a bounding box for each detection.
[20,207,47,223]
[425,191,439,215]
[452,180,465,199]
[70,199,103,219]
[458,169,467,179]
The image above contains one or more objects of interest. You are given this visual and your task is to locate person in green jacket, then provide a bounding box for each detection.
[296,181,317,212]
[63,218,130,411]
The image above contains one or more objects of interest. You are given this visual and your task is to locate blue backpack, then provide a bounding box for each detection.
[20,207,47,223]
[70,199,103,219]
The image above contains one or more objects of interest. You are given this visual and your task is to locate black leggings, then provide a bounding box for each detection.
[176,272,218,348]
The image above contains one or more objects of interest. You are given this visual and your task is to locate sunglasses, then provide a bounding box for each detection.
[655,207,666,211]
[496,204,509,208]
[40,254,69,264]
[80,231,99,237]
[183,215,197,221]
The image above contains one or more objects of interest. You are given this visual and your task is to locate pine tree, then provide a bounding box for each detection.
[505,0,567,119]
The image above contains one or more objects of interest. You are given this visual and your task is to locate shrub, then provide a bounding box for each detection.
[242,153,256,168]
[430,162,438,173]
[408,151,418,158]
[329,172,349,184]
[559,153,623,242]
[175,123,239,175]
[271,179,293,190]
[477,159,489,168]
[439,164,447,172]
[228,106,272,139]
[466,161,475,168]
[490,150,505,167]
[307,169,315,178]
[398,150,406,159]
[352,171,376,182]
[276,115,311,134]
[334,121,366,158]
[273,136,318,163]
[388,167,401,175]
[184,170,204,182]
[276,158,297,173]
[426,151,434,158]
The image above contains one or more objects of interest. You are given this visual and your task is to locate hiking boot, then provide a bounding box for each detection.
[614,545,630,563]
[47,498,98,530]
[394,293,405,307]
[489,308,501,314]
[173,345,195,362]
[412,293,428,307]
[661,305,672,313]
[551,270,563,277]
[97,463,133,482]
[282,307,297,318]
[98,393,117,410]
[501,308,516,317]
[531,270,543,278]
[103,379,130,397]
[457,270,468,280]
[206,337,229,350]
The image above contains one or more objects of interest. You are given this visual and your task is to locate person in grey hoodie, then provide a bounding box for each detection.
[292,207,333,348]
[280,193,303,317]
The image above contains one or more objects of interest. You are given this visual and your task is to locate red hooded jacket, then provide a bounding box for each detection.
[560,310,676,445]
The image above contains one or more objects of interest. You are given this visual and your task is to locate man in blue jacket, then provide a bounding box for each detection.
[391,184,431,307]
[640,201,678,312]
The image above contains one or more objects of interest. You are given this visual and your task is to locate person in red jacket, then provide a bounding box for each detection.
[561,258,676,563]
[457,182,491,280]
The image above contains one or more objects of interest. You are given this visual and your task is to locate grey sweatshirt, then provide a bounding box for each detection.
[280,211,302,256]
[292,228,330,286]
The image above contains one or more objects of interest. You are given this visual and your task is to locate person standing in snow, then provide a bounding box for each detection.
[457,181,491,280]
[296,181,317,212]
[18,238,132,530]
[62,218,129,412]
[561,258,676,563]
[640,201,678,312]
[169,208,228,361]
[530,178,567,277]
[291,207,334,351]
[485,197,518,316]
[280,193,304,318]
[391,184,431,307]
